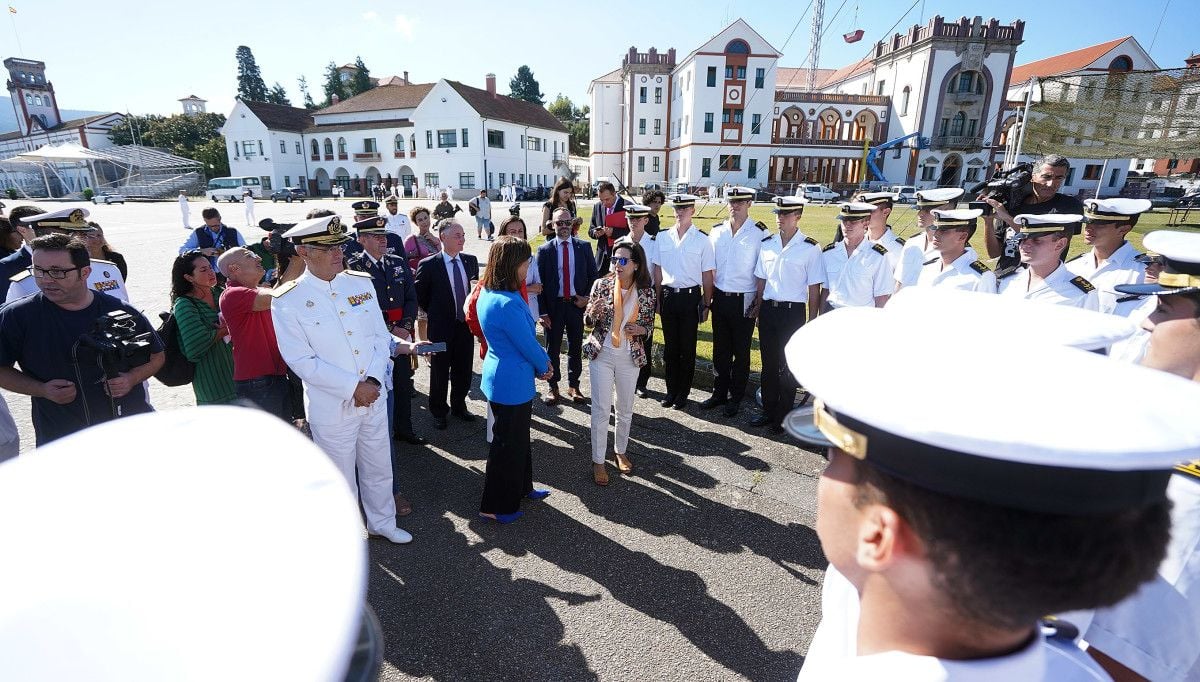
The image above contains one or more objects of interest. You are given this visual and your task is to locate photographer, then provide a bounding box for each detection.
[982,155,1083,274]
[0,234,163,446]
[179,208,245,270]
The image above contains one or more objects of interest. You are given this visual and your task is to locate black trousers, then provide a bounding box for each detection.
[480,400,534,514]
[428,320,475,417]
[544,299,584,390]
[758,302,808,423]
[710,289,756,403]
[660,287,701,400]
[286,368,305,421]
[636,333,653,390]
[392,356,415,435]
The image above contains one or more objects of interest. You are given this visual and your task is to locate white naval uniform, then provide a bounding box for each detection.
[1107,295,1155,363]
[754,231,826,302]
[6,258,130,305]
[178,194,190,229]
[1064,241,1146,315]
[821,239,894,308]
[243,193,256,228]
[710,217,765,295]
[270,269,397,533]
[895,232,932,287]
[383,210,412,241]
[799,566,1109,681]
[654,225,715,288]
[614,233,657,270]
[914,251,997,293]
[869,227,906,272]
[996,264,1099,309]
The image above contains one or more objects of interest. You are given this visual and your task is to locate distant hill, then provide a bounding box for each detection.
[0,96,109,136]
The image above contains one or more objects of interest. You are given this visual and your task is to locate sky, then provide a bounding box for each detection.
[1,0,1194,121]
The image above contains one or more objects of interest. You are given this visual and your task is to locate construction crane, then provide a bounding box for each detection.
[864,132,930,186]
[807,0,825,91]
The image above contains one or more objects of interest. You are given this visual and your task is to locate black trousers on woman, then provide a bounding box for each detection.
[480,400,534,514]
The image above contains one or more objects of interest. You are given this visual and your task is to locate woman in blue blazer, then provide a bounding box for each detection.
[476,237,553,523]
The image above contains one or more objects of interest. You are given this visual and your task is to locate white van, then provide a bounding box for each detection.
[798,184,839,203]
[207,176,262,202]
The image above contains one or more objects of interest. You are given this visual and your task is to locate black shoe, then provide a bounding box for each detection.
[636,386,649,399]
[768,422,785,434]
[672,396,690,409]
[699,395,727,410]
[395,431,427,445]
[749,413,773,427]
[723,402,740,418]
[432,416,448,430]
[660,394,677,408]
[451,409,476,422]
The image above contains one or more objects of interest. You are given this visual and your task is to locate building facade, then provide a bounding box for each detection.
[223,75,568,199]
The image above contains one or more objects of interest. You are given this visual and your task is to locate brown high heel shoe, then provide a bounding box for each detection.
[614,452,633,474]
[592,463,609,486]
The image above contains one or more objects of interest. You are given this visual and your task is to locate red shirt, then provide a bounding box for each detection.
[219,285,288,381]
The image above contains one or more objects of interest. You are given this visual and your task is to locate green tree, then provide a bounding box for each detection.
[107,112,230,177]
[547,94,590,156]
[235,46,269,102]
[266,82,291,106]
[297,75,316,109]
[509,65,544,105]
[349,56,373,96]
[322,61,348,106]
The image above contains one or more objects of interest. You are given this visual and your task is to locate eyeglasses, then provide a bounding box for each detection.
[554,220,574,227]
[32,266,81,280]
[609,256,631,266]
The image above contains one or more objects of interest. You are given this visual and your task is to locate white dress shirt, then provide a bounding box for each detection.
[655,224,715,289]
[868,227,905,272]
[383,210,411,241]
[1065,241,1145,315]
[754,231,826,302]
[915,251,997,293]
[822,239,894,308]
[710,217,765,293]
[551,236,579,297]
[997,264,1100,309]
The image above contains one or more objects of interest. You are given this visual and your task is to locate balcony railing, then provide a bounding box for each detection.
[951,92,982,105]
[311,154,320,161]
[931,135,984,150]
[353,152,382,162]
[324,154,333,161]
[775,91,891,106]
[337,153,348,161]
[394,150,406,159]
[776,136,871,148]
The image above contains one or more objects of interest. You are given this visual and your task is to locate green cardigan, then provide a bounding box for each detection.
[174,287,236,405]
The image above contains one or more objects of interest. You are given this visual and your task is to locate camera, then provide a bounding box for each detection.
[259,219,297,259]
[78,310,153,378]
[967,163,1034,216]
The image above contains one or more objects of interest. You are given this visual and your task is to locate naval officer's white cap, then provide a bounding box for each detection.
[930,208,984,229]
[1013,213,1082,235]
[855,190,894,206]
[20,207,92,231]
[914,187,965,209]
[283,214,352,246]
[623,203,652,218]
[726,186,757,201]
[782,306,1200,515]
[670,193,701,208]
[1081,197,1152,223]
[836,201,878,220]
[0,407,368,681]
[1117,230,1200,297]
[773,196,808,214]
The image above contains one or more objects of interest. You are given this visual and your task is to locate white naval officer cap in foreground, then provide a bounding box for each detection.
[773,196,808,214]
[0,407,368,681]
[670,193,702,208]
[725,186,757,201]
[836,202,877,220]
[283,214,352,246]
[1117,230,1200,297]
[1013,212,1082,235]
[781,305,1200,515]
[914,187,964,209]
[854,191,894,205]
[1081,197,1152,223]
[929,208,984,229]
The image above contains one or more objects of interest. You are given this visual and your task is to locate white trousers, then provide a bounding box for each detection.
[589,345,640,464]
[309,400,397,533]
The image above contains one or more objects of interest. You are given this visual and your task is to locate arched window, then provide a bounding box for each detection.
[323,138,333,155]
[900,86,911,116]
[1108,56,1133,72]
[394,134,404,151]
[24,93,32,104]
[409,134,415,152]
[337,138,346,155]
[950,112,967,137]
[724,39,750,54]
[34,95,42,106]
[311,139,319,156]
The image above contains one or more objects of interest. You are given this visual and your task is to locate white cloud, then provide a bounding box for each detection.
[393,14,417,40]
[362,10,378,20]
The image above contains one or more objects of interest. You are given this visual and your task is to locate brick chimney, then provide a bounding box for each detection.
[331,93,340,104]
[403,70,410,84]
[486,73,496,97]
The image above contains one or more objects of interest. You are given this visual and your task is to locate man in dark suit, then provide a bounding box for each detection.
[538,207,598,405]
[415,219,478,430]
[587,181,627,277]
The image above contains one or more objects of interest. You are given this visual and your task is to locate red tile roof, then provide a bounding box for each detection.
[776,67,836,90]
[445,81,567,133]
[318,83,435,115]
[243,101,314,132]
[1010,36,1131,85]
[817,57,875,89]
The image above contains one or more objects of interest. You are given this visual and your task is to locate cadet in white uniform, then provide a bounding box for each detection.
[1081,231,1200,682]
[271,215,413,544]
[381,195,412,242]
[1065,197,1151,315]
[653,194,715,409]
[855,191,905,272]
[242,190,256,228]
[820,203,893,310]
[781,303,1200,681]
[750,196,824,431]
[913,208,996,293]
[996,214,1098,308]
[178,190,190,229]
[894,187,965,289]
[6,208,129,305]
[703,186,766,417]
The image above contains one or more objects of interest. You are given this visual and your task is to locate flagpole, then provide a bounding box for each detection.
[8,6,23,57]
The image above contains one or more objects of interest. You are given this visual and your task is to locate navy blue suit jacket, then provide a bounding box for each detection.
[0,247,31,302]
[536,238,597,316]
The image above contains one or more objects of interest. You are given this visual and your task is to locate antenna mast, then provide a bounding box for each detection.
[807,0,826,91]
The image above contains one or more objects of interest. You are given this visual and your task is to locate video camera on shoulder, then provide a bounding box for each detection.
[78,310,153,378]
[259,219,297,259]
[967,163,1034,216]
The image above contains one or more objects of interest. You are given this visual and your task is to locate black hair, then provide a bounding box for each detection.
[170,250,209,301]
[610,241,651,290]
[201,207,221,221]
[30,233,90,269]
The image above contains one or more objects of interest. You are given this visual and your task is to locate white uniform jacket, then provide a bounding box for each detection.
[709,218,766,294]
[869,227,906,272]
[271,270,391,426]
[915,251,997,293]
[1064,241,1146,315]
[6,257,129,305]
[996,264,1099,309]
[754,232,826,303]
[822,239,894,308]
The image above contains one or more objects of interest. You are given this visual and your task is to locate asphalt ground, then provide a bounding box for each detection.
[2,197,830,680]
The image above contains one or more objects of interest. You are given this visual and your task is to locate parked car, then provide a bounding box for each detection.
[753,189,776,202]
[91,192,126,205]
[889,185,917,203]
[269,187,307,203]
[799,184,839,203]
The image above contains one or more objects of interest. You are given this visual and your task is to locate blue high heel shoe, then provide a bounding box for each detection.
[479,511,524,524]
[526,489,551,501]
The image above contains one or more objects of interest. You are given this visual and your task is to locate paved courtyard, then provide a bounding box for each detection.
[2,198,830,680]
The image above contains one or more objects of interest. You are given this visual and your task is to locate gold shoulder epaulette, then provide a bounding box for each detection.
[872,242,888,255]
[10,269,31,282]
[895,236,906,245]
[822,242,837,252]
[970,260,990,274]
[754,220,768,230]
[1069,276,1095,293]
[269,280,298,298]
[1175,460,1200,480]
[804,236,819,246]
[343,270,373,279]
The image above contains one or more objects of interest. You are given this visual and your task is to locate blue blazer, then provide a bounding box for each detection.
[477,288,551,405]
[536,238,598,315]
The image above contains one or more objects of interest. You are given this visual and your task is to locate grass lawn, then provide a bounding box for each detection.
[526,201,1200,376]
